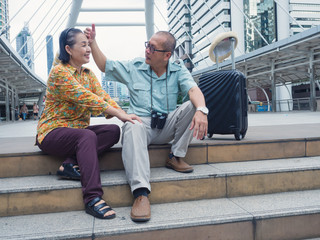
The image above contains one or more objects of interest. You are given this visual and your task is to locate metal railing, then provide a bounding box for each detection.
[249,97,320,112]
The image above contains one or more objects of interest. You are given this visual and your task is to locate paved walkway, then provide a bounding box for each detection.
[0,111,319,155]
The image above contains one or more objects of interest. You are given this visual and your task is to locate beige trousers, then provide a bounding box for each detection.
[121,101,196,193]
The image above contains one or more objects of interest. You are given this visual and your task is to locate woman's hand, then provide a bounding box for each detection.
[117,112,142,124]
[84,24,96,44]
[104,107,142,124]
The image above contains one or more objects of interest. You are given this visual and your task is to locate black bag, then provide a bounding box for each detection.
[199,69,248,140]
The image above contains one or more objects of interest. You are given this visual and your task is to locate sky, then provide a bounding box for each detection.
[8,0,168,82]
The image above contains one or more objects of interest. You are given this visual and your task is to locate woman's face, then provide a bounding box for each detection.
[66,33,91,66]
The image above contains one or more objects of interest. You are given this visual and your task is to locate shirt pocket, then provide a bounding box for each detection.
[133,83,150,109]
[161,86,178,111]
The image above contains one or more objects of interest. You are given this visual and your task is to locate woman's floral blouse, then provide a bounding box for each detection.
[37,63,120,144]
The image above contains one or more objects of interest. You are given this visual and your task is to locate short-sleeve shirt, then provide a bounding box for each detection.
[104,57,197,117]
[36,63,119,144]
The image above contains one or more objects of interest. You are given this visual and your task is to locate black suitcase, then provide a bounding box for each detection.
[199,69,248,140]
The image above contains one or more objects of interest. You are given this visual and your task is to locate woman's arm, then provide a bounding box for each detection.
[49,65,109,113]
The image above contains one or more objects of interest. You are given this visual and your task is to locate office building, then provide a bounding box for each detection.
[167,0,320,71]
[290,0,320,35]
[0,0,9,39]
[167,0,194,71]
[16,23,34,70]
[101,73,129,100]
[46,35,54,75]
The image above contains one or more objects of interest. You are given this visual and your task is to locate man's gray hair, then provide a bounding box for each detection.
[155,31,176,53]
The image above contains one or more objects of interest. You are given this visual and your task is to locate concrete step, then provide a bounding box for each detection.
[1,156,320,217]
[1,137,320,178]
[1,189,320,240]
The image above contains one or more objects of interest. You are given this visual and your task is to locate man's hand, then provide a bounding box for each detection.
[84,23,96,44]
[190,111,208,140]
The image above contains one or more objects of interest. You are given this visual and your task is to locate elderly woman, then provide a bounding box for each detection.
[36,28,141,219]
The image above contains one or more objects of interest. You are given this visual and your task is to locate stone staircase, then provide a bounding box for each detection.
[1,135,320,240]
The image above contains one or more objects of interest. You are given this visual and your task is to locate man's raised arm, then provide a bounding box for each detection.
[84,24,107,72]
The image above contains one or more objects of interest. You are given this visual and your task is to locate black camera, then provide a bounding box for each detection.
[151,111,167,129]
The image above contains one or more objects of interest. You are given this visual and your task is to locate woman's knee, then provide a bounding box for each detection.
[109,124,121,143]
[79,129,98,146]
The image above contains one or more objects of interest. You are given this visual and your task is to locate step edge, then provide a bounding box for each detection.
[2,137,319,158]
[1,162,320,194]
[1,191,320,240]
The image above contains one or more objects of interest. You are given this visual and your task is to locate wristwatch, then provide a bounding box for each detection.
[196,106,209,115]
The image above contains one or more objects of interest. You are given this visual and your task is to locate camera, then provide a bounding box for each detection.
[151,111,167,129]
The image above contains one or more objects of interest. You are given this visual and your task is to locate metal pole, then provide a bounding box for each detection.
[15,88,19,121]
[309,51,316,111]
[271,60,276,112]
[214,48,219,70]
[66,0,83,28]
[11,87,14,121]
[231,37,236,70]
[145,0,154,40]
[5,79,10,122]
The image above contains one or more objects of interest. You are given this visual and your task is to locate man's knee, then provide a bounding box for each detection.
[122,121,147,144]
[122,120,145,132]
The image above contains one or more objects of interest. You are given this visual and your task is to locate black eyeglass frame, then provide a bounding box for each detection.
[145,41,168,53]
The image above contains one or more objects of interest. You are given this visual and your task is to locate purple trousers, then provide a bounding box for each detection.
[37,124,120,204]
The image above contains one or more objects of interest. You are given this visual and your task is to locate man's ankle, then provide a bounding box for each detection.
[133,187,149,198]
[169,152,176,159]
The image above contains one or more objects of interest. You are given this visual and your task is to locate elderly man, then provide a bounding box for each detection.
[85,24,208,222]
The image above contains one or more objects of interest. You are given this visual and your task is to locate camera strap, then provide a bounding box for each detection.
[150,67,169,114]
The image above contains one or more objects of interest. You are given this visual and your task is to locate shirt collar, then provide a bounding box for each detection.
[137,59,181,74]
[64,63,90,74]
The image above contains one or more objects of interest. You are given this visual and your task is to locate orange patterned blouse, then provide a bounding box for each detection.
[36,63,120,144]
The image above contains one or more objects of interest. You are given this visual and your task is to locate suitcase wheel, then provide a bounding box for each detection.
[235,132,241,140]
[235,131,246,140]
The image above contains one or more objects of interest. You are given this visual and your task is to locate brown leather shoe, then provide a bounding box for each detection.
[130,196,151,222]
[166,155,194,173]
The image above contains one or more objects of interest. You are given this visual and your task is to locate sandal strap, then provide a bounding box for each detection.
[99,207,113,216]
[62,163,79,171]
[93,202,107,212]
[87,197,102,207]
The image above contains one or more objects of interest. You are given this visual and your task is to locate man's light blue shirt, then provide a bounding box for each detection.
[104,57,197,117]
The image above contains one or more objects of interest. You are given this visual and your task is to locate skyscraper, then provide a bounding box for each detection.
[243,0,276,53]
[0,0,9,39]
[101,73,129,100]
[167,0,193,71]
[289,0,320,35]
[46,35,54,75]
[167,0,320,71]
[16,23,34,70]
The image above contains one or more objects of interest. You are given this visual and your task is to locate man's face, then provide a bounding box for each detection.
[145,34,168,67]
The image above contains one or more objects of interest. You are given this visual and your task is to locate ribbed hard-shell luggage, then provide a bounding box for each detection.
[199,69,248,140]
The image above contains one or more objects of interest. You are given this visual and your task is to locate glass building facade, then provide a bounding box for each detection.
[16,24,34,70]
[0,0,9,39]
[46,35,54,75]
[243,0,276,53]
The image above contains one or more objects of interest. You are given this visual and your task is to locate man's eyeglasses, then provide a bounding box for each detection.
[145,41,168,54]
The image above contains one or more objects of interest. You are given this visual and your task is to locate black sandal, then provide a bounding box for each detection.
[57,163,81,180]
[85,197,116,219]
